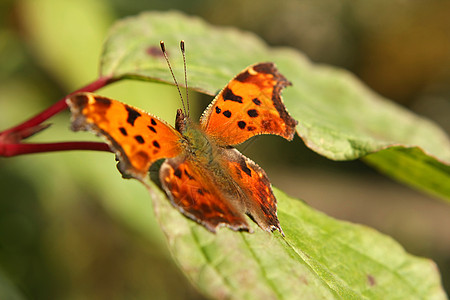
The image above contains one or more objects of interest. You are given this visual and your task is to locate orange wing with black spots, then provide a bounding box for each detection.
[219,147,282,234]
[67,93,183,180]
[159,156,251,232]
[200,62,297,146]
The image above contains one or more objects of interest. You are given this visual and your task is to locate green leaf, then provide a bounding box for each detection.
[0,268,26,300]
[100,11,450,201]
[363,147,450,200]
[148,182,446,299]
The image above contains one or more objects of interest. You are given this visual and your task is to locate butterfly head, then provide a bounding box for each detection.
[175,108,187,133]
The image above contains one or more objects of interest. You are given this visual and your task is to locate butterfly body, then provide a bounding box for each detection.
[176,112,218,165]
[162,110,258,232]
[67,62,297,234]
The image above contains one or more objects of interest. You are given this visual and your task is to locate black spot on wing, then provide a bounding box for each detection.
[174,168,182,179]
[125,106,141,126]
[253,62,274,74]
[71,94,89,107]
[237,121,246,129]
[235,70,251,82]
[153,140,161,149]
[246,212,257,224]
[222,87,243,103]
[239,159,252,177]
[148,125,156,133]
[247,109,258,118]
[215,106,221,114]
[252,98,261,106]
[200,203,211,213]
[151,118,157,126]
[95,96,112,107]
[223,110,232,118]
[184,170,194,180]
[134,135,145,144]
[119,127,128,136]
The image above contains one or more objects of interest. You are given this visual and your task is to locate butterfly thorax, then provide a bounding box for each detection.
[175,109,219,166]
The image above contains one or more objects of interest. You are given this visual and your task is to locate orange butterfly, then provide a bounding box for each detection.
[67,44,297,234]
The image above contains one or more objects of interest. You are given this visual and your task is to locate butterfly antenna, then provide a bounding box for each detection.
[180,40,190,117]
[160,41,187,115]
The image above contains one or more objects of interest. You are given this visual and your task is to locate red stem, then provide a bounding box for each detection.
[0,76,115,157]
[1,76,113,137]
[1,142,112,157]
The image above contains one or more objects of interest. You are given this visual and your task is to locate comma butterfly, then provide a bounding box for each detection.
[66,41,297,235]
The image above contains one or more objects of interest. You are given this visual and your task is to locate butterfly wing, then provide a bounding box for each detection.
[200,62,297,146]
[159,156,251,233]
[67,93,183,180]
[220,147,283,234]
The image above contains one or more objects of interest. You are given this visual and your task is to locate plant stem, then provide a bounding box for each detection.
[0,76,115,157]
[0,142,112,157]
[1,76,113,138]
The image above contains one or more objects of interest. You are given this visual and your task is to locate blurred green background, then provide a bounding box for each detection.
[1,0,450,299]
